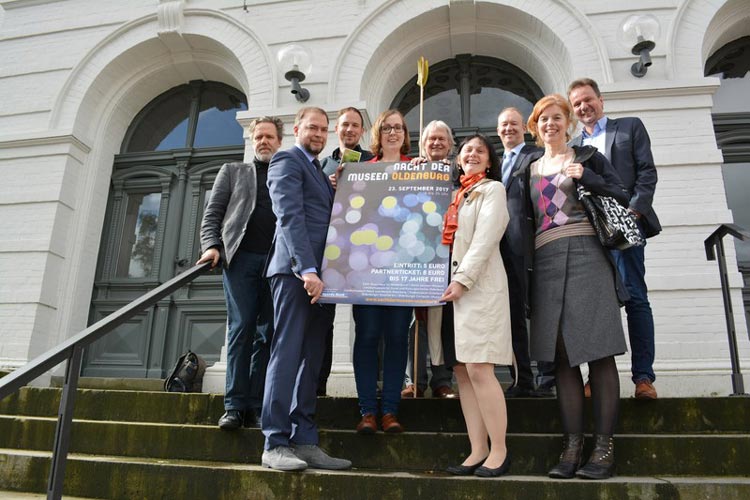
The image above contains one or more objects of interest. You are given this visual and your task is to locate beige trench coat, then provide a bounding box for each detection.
[427,178,512,366]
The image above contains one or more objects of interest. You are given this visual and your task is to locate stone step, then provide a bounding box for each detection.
[1,416,748,476]
[1,449,749,500]
[2,387,749,434]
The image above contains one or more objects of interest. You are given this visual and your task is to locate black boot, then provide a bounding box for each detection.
[576,435,615,479]
[548,434,584,479]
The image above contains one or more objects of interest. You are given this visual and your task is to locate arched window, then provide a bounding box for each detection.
[123,81,247,152]
[392,54,543,150]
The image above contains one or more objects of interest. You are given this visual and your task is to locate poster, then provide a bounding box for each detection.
[320,161,452,307]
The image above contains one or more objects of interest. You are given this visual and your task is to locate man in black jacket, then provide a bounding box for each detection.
[197,116,283,428]
[497,107,554,397]
[568,78,661,400]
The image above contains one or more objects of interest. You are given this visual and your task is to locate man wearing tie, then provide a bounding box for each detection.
[568,78,661,400]
[497,107,555,398]
[261,106,351,471]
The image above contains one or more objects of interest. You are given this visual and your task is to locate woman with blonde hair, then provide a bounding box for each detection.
[518,94,629,479]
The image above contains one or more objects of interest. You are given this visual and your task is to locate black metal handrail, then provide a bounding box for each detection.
[704,223,750,396]
[0,262,212,500]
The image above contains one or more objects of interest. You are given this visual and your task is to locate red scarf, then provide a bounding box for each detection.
[441,172,486,246]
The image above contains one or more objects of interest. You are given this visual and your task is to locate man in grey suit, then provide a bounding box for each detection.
[198,116,283,430]
[568,78,661,400]
[497,107,555,398]
[261,106,351,471]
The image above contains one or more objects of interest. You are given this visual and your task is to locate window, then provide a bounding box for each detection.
[123,81,247,153]
[117,191,161,278]
[392,54,543,149]
[706,36,750,267]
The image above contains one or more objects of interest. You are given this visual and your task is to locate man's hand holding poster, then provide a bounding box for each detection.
[320,161,452,307]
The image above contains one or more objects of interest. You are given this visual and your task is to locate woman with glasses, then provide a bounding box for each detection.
[352,109,413,434]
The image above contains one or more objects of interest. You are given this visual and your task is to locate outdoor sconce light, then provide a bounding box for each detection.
[278,44,312,103]
[618,14,660,78]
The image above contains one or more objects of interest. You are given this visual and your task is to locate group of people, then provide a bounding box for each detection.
[197,76,660,479]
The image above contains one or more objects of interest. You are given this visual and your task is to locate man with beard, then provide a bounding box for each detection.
[198,116,283,429]
[261,107,351,471]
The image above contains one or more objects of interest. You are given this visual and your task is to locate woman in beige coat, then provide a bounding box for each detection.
[442,134,512,477]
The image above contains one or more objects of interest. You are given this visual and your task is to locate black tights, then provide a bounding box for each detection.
[554,335,620,436]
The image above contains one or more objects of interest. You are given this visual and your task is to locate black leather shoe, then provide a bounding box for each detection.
[474,453,511,477]
[446,457,486,476]
[243,409,261,428]
[576,435,615,480]
[218,410,243,430]
[548,434,584,479]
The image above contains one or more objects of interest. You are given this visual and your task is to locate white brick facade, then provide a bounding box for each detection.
[1,0,748,396]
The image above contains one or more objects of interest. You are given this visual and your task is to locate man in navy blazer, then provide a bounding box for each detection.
[569,78,661,400]
[261,107,351,471]
[497,107,555,398]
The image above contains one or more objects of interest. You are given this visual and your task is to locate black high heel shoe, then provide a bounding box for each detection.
[446,457,486,476]
[474,452,511,477]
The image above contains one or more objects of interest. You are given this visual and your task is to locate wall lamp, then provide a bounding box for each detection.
[619,14,660,78]
[278,44,312,103]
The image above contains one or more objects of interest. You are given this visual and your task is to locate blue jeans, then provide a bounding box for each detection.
[223,250,274,411]
[611,225,656,383]
[353,305,412,416]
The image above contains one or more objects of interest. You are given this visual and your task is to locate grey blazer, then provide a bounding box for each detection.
[199,161,261,267]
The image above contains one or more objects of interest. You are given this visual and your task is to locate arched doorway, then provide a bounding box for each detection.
[83,80,247,378]
[706,36,750,330]
[391,54,543,152]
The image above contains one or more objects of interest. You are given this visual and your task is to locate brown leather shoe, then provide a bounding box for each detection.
[583,382,591,398]
[432,386,458,399]
[356,414,377,434]
[400,384,424,398]
[381,413,404,433]
[635,380,657,400]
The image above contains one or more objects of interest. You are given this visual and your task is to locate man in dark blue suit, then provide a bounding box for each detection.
[497,107,555,398]
[261,106,351,471]
[568,78,662,400]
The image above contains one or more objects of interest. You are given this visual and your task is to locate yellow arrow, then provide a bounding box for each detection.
[417,56,429,87]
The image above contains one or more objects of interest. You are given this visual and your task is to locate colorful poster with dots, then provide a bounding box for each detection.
[320,161,452,306]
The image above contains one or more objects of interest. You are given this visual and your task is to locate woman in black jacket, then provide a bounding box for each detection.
[515,94,629,480]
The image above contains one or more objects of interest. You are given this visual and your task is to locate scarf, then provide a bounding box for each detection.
[441,172,486,246]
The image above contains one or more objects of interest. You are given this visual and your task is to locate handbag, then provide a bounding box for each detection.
[164,350,207,392]
[575,184,644,250]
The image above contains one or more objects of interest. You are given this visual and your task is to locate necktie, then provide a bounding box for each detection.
[313,158,333,197]
[501,151,515,186]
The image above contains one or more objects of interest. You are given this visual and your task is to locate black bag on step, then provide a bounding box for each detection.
[164,350,207,392]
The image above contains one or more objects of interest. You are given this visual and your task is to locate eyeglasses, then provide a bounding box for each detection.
[381,124,404,134]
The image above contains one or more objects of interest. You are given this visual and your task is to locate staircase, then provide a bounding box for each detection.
[0,385,749,499]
